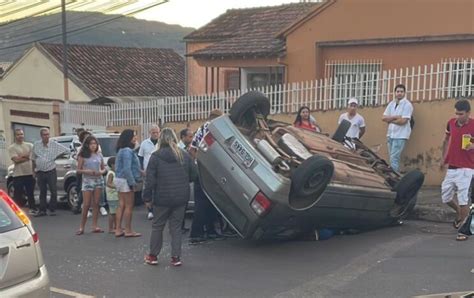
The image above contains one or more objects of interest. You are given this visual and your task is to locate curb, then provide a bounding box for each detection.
[409,205,456,223]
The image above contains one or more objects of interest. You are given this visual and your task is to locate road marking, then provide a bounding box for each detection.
[50,287,94,298]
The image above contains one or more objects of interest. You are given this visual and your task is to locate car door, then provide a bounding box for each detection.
[55,153,74,195]
[0,199,40,290]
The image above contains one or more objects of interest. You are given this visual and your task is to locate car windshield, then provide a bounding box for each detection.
[98,137,118,157]
[0,199,23,233]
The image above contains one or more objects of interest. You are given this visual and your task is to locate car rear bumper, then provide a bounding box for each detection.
[0,265,50,297]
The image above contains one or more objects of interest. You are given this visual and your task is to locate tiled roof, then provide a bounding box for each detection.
[185,3,318,59]
[39,43,184,98]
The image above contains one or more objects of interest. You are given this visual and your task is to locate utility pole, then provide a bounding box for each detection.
[61,0,69,101]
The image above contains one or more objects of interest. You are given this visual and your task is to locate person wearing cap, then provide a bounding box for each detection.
[382,84,413,172]
[338,98,366,139]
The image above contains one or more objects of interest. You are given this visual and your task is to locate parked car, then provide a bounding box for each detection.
[6,133,120,210]
[0,189,50,297]
[195,91,424,239]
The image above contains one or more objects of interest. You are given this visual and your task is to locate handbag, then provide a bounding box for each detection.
[458,208,474,236]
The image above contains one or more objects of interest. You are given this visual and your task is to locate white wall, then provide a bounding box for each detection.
[0,47,91,102]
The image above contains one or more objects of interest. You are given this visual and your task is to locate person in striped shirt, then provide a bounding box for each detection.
[31,128,70,217]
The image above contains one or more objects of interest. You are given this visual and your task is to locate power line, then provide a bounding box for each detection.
[0,0,168,53]
[0,1,141,44]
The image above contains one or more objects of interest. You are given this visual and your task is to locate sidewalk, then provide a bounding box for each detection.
[409,187,456,223]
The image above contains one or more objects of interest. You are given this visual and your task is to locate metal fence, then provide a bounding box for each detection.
[60,58,473,139]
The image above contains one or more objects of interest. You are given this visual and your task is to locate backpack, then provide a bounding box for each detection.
[410,116,415,129]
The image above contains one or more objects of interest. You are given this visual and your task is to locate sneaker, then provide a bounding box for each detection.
[48,210,56,216]
[100,207,108,216]
[28,208,39,216]
[144,254,158,265]
[34,211,47,217]
[147,211,154,220]
[189,237,207,245]
[87,210,92,218]
[171,256,182,267]
[207,233,225,241]
[222,230,238,238]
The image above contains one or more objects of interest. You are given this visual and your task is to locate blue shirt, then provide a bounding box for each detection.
[115,147,141,186]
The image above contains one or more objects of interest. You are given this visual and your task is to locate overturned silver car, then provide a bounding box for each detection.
[195,92,424,240]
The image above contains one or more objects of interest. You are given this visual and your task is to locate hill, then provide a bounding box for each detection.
[0,11,195,62]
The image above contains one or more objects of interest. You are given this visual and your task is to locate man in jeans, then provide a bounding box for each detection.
[8,129,37,214]
[138,125,160,220]
[382,84,413,172]
[31,128,69,216]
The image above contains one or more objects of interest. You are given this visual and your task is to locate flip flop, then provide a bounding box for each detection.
[76,229,84,236]
[456,234,468,241]
[124,232,142,238]
[115,232,125,238]
[92,228,104,233]
[453,219,462,229]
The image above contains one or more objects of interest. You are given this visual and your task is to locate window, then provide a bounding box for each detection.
[444,59,473,98]
[225,70,240,91]
[325,60,382,107]
[241,67,284,90]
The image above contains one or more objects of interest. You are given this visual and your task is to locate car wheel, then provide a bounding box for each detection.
[7,181,27,207]
[66,182,79,210]
[332,119,352,143]
[290,155,334,210]
[390,170,425,219]
[229,91,270,127]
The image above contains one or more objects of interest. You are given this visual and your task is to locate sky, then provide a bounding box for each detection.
[135,0,302,29]
[0,0,306,28]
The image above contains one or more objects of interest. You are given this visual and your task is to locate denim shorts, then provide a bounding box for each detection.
[82,177,104,191]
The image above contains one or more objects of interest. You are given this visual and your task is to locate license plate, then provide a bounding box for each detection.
[230,139,255,168]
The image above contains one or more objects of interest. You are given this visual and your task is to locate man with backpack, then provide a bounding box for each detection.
[382,84,414,172]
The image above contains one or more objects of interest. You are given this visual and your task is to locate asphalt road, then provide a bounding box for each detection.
[31,208,473,298]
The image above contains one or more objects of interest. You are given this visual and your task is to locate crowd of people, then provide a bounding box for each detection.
[7,83,473,267]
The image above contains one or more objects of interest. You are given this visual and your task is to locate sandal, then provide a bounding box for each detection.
[453,219,462,229]
[92,227,104,233]
[115,232,125,238]
[76,229,84,236]
[456,234,469,241]
[124,232,142,238]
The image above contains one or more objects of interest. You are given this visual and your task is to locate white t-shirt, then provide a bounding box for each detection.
[138,138,157,171]
[338,113,366,138]
[383,98,413,139]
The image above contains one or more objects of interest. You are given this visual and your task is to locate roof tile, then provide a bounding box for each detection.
[40,43,185,98]
[185,3,317,59]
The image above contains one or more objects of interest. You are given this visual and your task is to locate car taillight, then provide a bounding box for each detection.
[199,131,215,152]
[0,190,31,225]
[32,233,39,243]
[250,192,272,216]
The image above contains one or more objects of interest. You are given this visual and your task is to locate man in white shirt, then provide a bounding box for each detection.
[138,125,160,220]
[338,98,366,139]
[382,84,414,172]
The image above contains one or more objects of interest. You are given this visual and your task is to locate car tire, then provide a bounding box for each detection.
[332,119,352,143]
[290,155,334,210]
[7,181,27,207]
[66,182,79,210]
[229,91,270,127]
[390,170,425,219]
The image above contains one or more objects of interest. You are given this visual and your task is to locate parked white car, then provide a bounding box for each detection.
[0,189,50,297]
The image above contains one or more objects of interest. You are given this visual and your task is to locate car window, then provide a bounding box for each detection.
[97,137,119,157]
[0,200,23,233]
